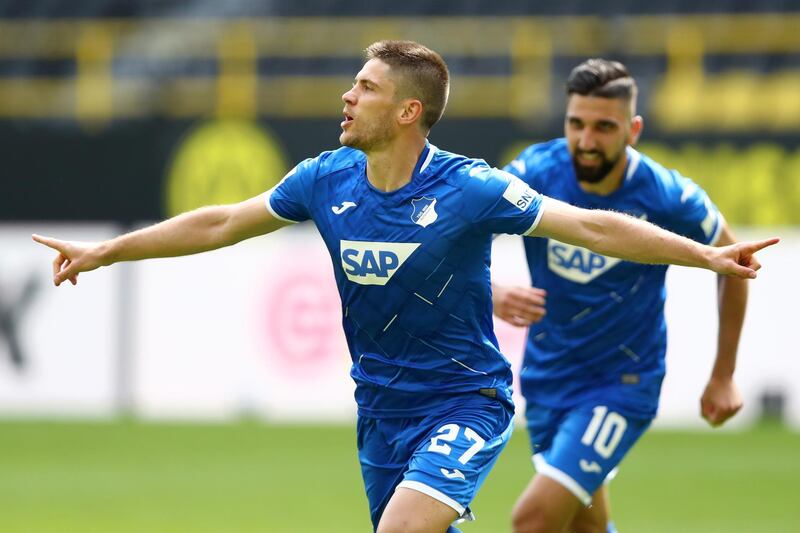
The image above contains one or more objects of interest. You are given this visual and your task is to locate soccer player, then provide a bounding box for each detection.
[494,58,759,533]
[33,43,774,533]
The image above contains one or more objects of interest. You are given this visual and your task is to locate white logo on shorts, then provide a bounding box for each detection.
[440,468,466,480]
[579,459,602,474]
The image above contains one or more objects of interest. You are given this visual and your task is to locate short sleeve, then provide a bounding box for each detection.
[503,142,549,191]
[463,164,545,236]
[661,171,724,245]
[503,157,527,180]
[265,157,319,223]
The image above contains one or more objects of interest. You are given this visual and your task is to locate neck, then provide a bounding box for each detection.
[577,149,629,196]
[364,134,426,192]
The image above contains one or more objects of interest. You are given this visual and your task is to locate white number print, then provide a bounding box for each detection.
[429,423,460,455]
[580,406,628,459]
[428,424,486,465]
[459,427,486,464]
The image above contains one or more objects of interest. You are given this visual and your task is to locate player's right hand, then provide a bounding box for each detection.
[492,284,546,327]
[31,234,105,287]
[709,237,779,278]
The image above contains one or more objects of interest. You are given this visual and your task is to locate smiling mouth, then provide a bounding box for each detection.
[576,151,603,165]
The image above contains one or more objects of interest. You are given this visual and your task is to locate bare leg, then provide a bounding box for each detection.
[377,486,460,533]
[571,485,610,533]
[512,474,584,533]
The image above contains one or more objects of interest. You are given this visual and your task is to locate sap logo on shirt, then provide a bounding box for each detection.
[547,240,621,284]
[340,240,420,286]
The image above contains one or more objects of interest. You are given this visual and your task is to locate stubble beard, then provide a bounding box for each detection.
[340,113,395,152]
[572,148,622,184]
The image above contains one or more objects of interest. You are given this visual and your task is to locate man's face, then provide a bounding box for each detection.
[340,59,400,151]
[564,94,636,183]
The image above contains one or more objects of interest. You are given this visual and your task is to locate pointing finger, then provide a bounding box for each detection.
[32,234,65,253]
[741,237,780,255]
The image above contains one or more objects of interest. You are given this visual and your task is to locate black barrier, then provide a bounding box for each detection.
[2,118,798,225]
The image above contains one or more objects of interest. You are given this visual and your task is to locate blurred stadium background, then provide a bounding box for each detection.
[1,1,798,531]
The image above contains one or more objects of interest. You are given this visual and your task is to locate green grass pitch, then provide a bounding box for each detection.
[0,420,797,532]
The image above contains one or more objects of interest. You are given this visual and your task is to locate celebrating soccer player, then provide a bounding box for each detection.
[33,43,776,533]
[494,58,764,533]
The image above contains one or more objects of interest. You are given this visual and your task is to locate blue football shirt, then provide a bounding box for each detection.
[504,138,723,417]
[267,143,545,418]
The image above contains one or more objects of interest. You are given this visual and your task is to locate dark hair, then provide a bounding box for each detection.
[566,58,637,105]
[365,40,450,131]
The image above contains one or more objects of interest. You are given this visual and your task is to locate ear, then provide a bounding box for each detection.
[629,115,644,145]
[398,99,423,127]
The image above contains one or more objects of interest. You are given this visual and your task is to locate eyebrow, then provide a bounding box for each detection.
[566,115,619,128]
[354,77,380,89]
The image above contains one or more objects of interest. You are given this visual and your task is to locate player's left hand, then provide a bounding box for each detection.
[709,237,779,278]
[700,376,743,427]
[492,284,547,327]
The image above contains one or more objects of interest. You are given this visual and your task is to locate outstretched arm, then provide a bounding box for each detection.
[33,194,289,286]
[531,199,778,278]
[700,224,747,426]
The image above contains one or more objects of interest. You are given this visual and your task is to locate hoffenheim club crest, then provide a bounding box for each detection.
[411,196,438,227]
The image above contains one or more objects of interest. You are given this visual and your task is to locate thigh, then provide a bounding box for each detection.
[398,400,514,521]
[377,487,459,533]
[359,399,513,531]
[572,484,611,533]
[536,404,651,505]
[513,473,584,533]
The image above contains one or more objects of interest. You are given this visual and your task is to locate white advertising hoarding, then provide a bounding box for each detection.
[132,225,355,421]
[1,223,797,428]
[0,224,120,416]
[658,228,800,429]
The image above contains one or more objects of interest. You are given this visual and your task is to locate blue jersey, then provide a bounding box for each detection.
[504,138,723,418]
[268,143,545,418]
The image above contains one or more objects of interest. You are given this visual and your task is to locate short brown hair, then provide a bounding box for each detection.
[365,40,450,131]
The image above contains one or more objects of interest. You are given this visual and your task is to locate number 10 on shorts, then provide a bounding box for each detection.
[580,406,628,459]
[428,424,486,464]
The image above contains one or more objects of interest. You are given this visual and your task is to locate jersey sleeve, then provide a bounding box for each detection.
[503,146,535,184]
[463,163,546,236]
[265,157,319,223]
[660,171,724,245]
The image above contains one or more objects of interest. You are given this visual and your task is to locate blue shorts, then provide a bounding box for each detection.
[358,396,514,530]
[525,401,652,505]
